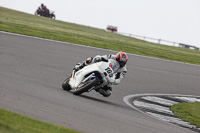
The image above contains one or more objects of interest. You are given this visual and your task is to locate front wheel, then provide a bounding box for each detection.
[62,77,71,91]
[72,78,98,95]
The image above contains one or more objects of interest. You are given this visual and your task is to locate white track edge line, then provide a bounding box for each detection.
[123,93,200,133]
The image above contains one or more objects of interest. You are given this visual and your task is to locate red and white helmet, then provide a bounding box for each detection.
[115,51,128,68]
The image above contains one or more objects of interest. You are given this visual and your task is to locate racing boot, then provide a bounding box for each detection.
[74,63,84,72]
[73,57,93,72]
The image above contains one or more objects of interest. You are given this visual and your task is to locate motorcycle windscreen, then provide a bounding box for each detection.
[109,59,120,72]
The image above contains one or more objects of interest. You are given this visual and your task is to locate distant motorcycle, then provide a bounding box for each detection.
[35,8,55,19]
[62,59,120,95]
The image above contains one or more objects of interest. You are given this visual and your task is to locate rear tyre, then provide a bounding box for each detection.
[62,77,71,91]
[51,14,55,19]
[73,78,98,95]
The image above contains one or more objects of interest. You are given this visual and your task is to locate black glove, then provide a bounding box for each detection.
[94,57,108,63]
[101,57,108,62]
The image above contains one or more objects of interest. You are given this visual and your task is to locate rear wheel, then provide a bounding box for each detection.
[62,77,71,91]
[51,14,55,19]
[73,78,98,95]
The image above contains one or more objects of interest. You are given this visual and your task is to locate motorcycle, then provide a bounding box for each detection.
[35,9,56,19]
[62,59,120,95]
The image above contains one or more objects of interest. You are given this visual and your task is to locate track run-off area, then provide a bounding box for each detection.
[123,94,200,132]
[0,31,200,133]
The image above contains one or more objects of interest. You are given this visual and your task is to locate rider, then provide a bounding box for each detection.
[74,51,128,97]
[41,3,49,16]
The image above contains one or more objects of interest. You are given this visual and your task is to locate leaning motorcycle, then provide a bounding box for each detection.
[35,9,56,19]
[62,59,119,95]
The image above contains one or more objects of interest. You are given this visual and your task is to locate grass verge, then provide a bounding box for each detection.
[0,6,200,65]
[0,108,82,133]
[170,102,200,128]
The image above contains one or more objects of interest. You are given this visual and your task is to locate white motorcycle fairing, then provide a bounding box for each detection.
[62,59,120,95]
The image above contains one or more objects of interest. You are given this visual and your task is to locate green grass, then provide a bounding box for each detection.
[170,102,200,128]
[0,6,200,65]
[0,108,82,133]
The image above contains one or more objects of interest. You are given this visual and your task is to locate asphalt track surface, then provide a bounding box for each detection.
[0,32,200,133]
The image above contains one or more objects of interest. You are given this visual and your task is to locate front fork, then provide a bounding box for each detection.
[82,73,100,92]
[82,73,99,83]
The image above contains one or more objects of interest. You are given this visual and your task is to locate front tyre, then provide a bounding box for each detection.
[73,78,98,95]
[62,77,71,91]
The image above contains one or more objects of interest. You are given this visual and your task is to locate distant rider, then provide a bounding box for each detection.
[74,51,128,97]
[41,3,49,16]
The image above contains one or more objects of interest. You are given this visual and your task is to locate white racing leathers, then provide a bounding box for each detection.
[83,54,127,87]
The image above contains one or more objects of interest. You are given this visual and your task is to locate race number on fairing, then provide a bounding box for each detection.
[105,67,113,77]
